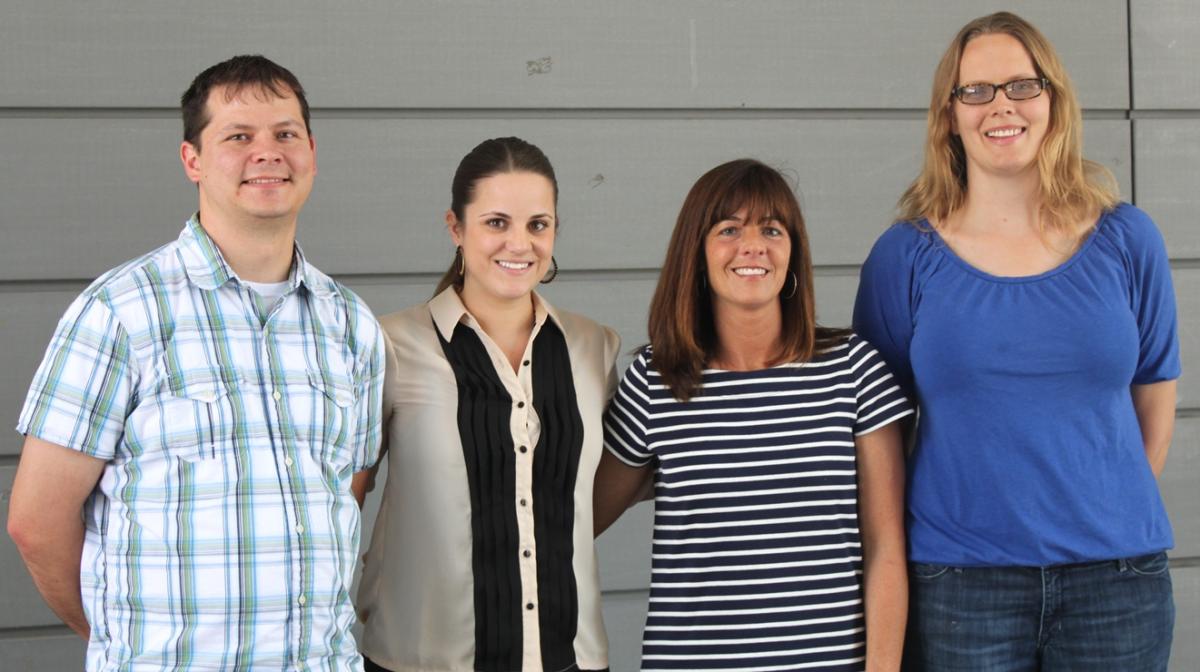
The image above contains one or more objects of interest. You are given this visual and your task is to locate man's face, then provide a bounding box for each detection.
[181,83,316,228]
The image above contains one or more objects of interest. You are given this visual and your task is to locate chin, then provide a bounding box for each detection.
[487,280,538,302]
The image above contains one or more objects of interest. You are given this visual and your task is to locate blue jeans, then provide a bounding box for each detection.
[904,553,1174,671]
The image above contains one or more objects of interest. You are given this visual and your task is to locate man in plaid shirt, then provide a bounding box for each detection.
[8,55,385,670]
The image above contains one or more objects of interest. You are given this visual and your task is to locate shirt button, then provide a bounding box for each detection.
[296,524,305,533]
[284,457,294,467]
[518,445,528,454]
[522,360,530,367]
[298,595,307,606]
[519,498,527,507]
[525,602,535,611]
[516,401,525,409]
[523,549,532,558]
[272,390,282,401]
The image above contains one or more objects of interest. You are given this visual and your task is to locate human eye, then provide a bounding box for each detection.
[485,217,507,229]
[957,83,993,104]
[1007,78,1043,99]
[277,129,299,140]
[529,219,551,233]
[763,223,786,238]
[714,224,739,237]
[226,132,250,142]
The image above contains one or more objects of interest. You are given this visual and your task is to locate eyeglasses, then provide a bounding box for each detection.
[952,77,1049,105]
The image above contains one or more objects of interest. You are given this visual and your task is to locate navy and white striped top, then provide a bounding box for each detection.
[603,335,913,671]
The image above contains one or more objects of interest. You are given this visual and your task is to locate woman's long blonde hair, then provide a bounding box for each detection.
[899,11,1118,233]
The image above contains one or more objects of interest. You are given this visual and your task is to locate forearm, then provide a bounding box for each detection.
[592,453,650,538]
[862,547,907,671]
[1144,435,1171,478]
[14,518,90,638]
[9,436,106,639]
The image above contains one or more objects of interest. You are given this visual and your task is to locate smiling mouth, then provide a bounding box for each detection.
[496,260,533,271]
[733,267,768,277]
[243,177,289,185]
[985,127,1025,138]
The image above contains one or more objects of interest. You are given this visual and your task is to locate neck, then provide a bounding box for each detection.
[953,166,1042,234]
[458,283,536,345]
[198,210,297,282]
[710,301,783,371]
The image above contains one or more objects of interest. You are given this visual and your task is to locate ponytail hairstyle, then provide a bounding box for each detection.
[434,137,559,296]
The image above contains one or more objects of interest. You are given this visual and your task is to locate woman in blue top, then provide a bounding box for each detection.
[596,159,913,671]
[853,11,1179,671]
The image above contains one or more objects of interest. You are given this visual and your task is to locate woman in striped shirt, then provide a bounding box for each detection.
[595,159,912,671]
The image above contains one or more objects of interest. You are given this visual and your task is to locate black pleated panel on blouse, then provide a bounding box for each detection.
[530,321,585,671]
[438,320,584,672]
[439,324,523,672]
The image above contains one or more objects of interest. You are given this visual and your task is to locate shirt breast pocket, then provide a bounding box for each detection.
[158,372,238,463]
[294,368,359,474]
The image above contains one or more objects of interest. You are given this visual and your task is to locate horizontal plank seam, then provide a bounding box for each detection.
[9,258,1200,291]
[0,624,77,640]
[0,107,1155,120]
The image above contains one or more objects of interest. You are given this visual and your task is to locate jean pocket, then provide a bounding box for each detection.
[1126,551,1170,576]
[910,562,952,580]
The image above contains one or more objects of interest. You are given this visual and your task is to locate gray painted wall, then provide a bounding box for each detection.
[0,1,1195,670]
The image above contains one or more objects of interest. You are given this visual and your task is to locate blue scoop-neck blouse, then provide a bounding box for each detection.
[853,202,1180,566]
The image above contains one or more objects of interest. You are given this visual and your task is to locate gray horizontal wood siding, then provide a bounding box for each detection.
[1,0,1194,668]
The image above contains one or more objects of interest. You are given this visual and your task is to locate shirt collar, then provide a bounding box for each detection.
[429,286,562,342]
[176,213,337,298]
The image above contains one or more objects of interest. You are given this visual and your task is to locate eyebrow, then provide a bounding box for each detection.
[719,214,778,224]
[217,119,304,132]
[961,73,1039,84]
[476,211,554,220]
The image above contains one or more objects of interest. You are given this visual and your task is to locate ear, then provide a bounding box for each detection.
[180,141,202,184]
[309,133,317,178]
[445,209,463,246]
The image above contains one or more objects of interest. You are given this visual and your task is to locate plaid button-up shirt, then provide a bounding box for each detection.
[17,215,384,671]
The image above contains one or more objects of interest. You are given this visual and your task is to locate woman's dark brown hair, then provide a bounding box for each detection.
[648,159,845,401]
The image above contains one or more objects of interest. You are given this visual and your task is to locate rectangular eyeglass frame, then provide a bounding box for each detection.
[952,77,1050,105]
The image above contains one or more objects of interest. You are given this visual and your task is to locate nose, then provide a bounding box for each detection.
[504,226,533,252]
[250,137,284,163]
[987,92,1017,116]
[739,227,768,256]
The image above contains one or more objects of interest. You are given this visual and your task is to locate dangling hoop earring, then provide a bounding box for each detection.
[781,270,798,299]
[540,256,559,284]
[456,246,465,276]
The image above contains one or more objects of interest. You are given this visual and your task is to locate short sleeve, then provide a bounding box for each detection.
[1124,208,1180,384]
[848,336,915,436]
[16,292,133,460]
[352,315,388,472]
[853,224,920,395]
[603,350,654,467]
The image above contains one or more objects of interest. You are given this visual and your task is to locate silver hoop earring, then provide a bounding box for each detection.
[781,270,798,299]
[540,256,559,284]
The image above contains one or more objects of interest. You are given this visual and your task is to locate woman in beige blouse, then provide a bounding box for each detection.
[352,137,620,672]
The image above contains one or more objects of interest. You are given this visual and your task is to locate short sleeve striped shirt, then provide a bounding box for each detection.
[17,215,385,671]
[603,335,913,671]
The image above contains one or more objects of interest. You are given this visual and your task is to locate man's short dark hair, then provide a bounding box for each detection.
[181,55,311,151]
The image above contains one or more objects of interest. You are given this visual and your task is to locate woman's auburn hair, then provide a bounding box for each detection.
[647,159,846,402]
[899,11,1118,233]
